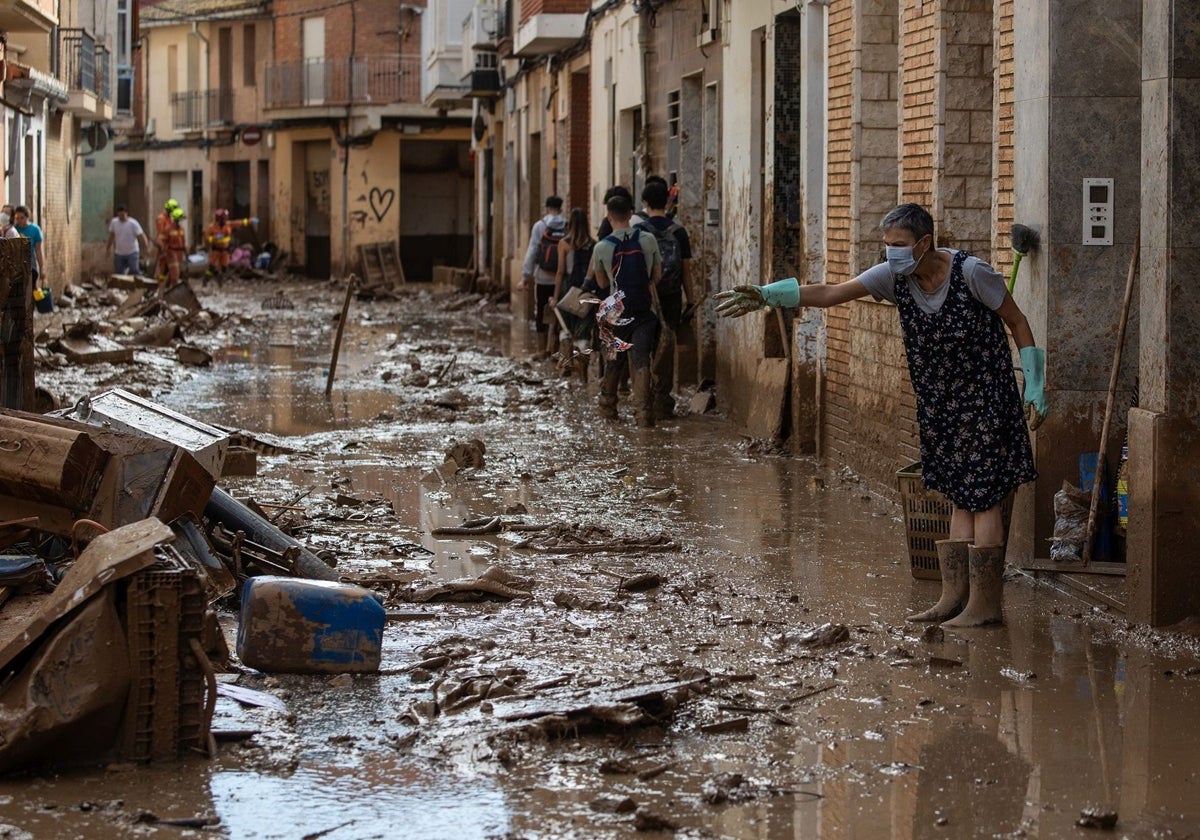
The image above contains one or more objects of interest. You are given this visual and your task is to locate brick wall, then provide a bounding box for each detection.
[520,0,590,25]
[43,114,81,292]
[274,0,422,62]
[824,1,854,465]
[568,71,590,212]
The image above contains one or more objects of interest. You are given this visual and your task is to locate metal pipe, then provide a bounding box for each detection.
[204,486,338,581]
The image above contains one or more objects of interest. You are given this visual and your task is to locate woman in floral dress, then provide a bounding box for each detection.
[714,203,1047,627]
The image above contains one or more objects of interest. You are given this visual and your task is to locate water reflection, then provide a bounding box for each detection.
[211,760,510,839]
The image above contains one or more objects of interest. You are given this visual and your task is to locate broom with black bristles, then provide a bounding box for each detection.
[1007,223,1041,294]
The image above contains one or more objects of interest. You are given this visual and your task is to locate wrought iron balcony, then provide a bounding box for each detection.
[171,89,235,131]
[57,27,111,109]
[263,54,421,110]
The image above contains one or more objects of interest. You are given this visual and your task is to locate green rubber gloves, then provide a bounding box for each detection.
[714,278,800,318]
[1020,346,1047,430]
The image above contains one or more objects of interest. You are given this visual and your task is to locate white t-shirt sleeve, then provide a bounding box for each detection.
[962,257,1007,310]
[132,220,144,236]
[855,262,897,303]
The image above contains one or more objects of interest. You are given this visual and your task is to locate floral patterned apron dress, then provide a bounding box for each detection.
[895,250,1037,512]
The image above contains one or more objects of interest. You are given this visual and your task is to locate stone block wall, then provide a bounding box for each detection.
[856,2,899,274]
[941,0,994,257]
[899,1,937,207]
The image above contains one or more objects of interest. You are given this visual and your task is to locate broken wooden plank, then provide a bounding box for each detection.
[489,678,707,723]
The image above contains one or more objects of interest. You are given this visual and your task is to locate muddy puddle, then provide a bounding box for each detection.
[7,280,1200,838]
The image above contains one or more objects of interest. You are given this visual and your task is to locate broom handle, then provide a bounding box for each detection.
[1007,251,1023,295]
[1082,230,1140,565]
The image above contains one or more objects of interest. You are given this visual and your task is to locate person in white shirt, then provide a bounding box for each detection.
[106,206,152,275]
[521,196,567,335]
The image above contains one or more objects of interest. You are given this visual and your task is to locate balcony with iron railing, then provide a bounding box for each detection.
[58,27,112,118]
[263,54,421,110]
[171,89,236,132]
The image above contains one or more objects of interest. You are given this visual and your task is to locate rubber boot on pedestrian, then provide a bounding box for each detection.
[942,543,1006,627]
[632,366,655,428]
[598,364,621,420]
[907,539,969,622]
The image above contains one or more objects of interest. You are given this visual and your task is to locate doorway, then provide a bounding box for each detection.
[302,140,331,278]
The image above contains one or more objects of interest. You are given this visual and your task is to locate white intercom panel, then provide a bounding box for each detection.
[1083,178,1114,246]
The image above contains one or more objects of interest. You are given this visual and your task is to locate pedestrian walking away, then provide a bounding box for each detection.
[596,184,645,241]
[107,206,152,275]
[637,177,695,419]
[592,192,662,428]
[551,207,598,381]
[12,206,46,291]
[521,196,567,335]
[715,202,1048,627]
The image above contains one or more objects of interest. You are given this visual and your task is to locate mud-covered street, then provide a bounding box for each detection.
[3,277,1199,839]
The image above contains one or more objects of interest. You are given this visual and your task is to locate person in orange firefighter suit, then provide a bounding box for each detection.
[164,207,188,288]
[204,209,258,283]
[156,198,179,280]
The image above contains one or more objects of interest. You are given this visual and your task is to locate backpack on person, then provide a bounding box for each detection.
[605,231,650,291]
[535,220,567,273]
[636,219,685,295]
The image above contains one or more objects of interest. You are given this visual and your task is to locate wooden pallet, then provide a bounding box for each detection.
[357,241,405,289]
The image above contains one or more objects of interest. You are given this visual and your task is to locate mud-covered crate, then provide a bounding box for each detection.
[897,462,1013,580]
[121,546,209,762]
[898,462,951,580]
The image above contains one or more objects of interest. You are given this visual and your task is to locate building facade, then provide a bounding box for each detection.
[1,0,114,291]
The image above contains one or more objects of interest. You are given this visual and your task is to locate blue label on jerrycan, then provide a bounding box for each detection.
[237,576,385,674]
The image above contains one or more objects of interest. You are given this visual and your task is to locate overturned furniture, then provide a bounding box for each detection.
[0,519,219,773]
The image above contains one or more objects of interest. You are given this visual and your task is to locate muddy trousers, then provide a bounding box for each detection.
[651,291,684,418]
[598,317,659,426]
[534,283,554,334]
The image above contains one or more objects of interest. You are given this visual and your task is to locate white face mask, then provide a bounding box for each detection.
[0,214,9,227]
[885,236,929,275]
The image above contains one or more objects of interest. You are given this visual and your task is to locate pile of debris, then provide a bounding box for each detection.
[40,277,220,372]
[0,391,380,775]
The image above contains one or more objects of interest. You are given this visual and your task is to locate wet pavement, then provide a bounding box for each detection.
[6,279,1200,838]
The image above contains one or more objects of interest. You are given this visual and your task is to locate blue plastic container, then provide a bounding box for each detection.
[236,576,385,674]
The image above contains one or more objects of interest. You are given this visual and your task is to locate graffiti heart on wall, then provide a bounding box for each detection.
[369,187,395,222]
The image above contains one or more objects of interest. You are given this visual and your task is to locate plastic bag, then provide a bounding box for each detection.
[1049,480,1091,562]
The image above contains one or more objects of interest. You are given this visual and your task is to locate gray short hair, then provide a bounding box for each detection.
[879,203,934,241]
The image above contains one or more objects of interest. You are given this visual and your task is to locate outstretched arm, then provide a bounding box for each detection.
[715,277,871,317]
